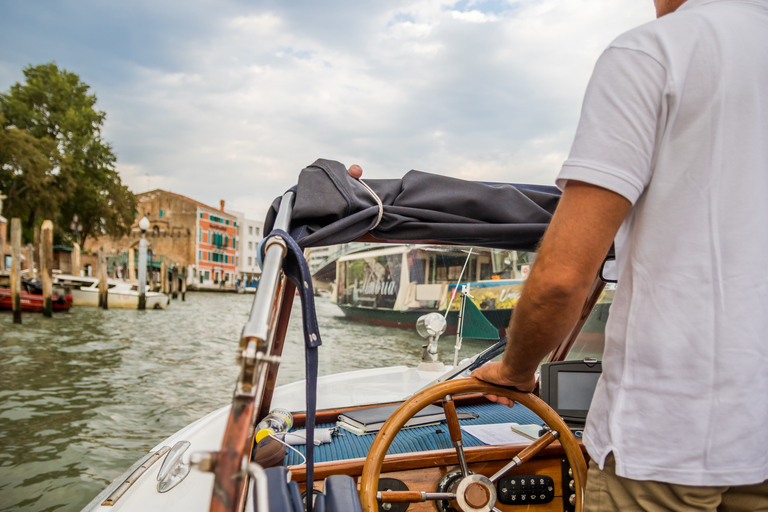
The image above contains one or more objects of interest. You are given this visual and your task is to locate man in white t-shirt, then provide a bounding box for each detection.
[473,0,768,509]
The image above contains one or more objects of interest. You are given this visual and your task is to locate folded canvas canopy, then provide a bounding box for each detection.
[265,159,561,252]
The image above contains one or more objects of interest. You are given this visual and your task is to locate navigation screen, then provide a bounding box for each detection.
[558,372,600,410]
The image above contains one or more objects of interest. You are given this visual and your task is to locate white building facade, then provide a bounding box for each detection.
[228,210,264,288]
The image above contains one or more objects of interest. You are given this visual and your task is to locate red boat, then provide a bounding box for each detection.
[0,280,74,312]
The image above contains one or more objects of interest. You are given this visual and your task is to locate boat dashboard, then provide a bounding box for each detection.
[266,396,586,512]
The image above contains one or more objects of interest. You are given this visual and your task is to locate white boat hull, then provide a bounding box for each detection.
[71,288,169,309]
[82,365,451,511]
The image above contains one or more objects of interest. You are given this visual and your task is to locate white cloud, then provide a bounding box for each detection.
[1,0,655,220]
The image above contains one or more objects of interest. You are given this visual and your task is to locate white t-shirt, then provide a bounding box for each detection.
[556,0,768,486]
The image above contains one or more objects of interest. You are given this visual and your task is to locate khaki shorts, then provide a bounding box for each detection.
[584,454,768,512]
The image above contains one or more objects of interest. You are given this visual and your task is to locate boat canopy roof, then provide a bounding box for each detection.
[265,159,561,252]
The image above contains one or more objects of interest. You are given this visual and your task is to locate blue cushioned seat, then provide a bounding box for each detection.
[323,474,363,512]
[253,467,361,512]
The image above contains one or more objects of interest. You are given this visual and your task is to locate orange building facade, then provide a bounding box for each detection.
[196,205,238,286]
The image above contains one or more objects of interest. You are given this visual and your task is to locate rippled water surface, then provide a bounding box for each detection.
[0,292,490,511]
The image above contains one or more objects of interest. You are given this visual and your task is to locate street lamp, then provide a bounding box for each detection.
[138,216,150,310]
[70,214,83,245]
[70,214,83,276]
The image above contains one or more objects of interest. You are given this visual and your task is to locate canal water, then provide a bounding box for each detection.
[0,292,492,511]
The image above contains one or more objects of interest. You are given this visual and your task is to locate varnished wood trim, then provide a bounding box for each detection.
[288,440,586,482]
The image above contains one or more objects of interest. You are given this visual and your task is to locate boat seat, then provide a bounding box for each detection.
[255,467,362,512]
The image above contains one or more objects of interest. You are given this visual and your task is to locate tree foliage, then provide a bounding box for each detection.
[0,62,136,245]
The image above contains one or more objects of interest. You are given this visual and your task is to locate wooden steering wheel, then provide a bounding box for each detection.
[359,378,587,512]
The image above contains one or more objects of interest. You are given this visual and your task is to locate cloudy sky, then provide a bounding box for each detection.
[0,0,654,220]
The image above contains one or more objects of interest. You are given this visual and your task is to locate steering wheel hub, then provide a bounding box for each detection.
[455,474,496,511]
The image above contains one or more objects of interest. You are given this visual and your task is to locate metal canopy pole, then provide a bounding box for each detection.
[206,192,295,512]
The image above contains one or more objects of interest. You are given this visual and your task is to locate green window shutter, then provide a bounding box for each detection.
[159,210,164,217]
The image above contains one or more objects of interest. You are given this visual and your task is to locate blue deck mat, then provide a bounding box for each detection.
[284,402,544,465]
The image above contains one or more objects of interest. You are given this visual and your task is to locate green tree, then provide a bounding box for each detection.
[0,62,135,245]
[0,113,64,242]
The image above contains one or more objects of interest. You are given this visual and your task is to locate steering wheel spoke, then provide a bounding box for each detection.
[489,429,559,482]
[442,394,470,477]
[377,491,456,503]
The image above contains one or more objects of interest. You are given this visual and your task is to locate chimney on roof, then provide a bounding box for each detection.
[220,200,225,212]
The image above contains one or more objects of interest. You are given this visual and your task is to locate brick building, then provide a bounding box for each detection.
[86,189,239,289]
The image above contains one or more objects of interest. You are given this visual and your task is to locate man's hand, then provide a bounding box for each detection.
[471,361,536,406]
[348,164,363,179]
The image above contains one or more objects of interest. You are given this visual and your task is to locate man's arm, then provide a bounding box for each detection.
[472,180,630,399]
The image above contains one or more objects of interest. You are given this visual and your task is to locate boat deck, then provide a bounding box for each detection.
[284,402,548,465]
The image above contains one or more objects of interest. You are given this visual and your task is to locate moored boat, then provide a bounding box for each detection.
[0,280,73,313]
[54,274,170,309]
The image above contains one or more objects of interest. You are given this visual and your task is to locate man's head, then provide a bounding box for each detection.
[654,0,688,17]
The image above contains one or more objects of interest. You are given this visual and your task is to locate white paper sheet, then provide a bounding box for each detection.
[460,423,534,445]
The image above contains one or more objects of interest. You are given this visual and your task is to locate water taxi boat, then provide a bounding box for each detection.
[333,244,614,338]
[332,244,526,333]
[54,274,170,309]
[83,160,612,512]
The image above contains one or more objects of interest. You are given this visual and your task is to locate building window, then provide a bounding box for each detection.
[248,241,253,250]
[199,250,201,260]
[248,256,252,266]
[232,238,236,249]
[159,210,164,217]
[249,226,253,235]
[255,227,260,237]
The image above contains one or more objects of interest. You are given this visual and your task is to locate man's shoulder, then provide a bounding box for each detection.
[608,0,759,56]
[604,7,712,65]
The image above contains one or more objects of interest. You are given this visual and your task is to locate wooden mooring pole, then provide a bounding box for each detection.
[41,220,53,317]
[10,218,22,324]
[34,226,40,278]
[98,247,108,309]
[181,266,187,301]
[161,260,168,295]
[171,266,179,299]
[73,243,81,277]
[26,243,35,277]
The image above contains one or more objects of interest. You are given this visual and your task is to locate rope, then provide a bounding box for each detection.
[356,178,384,229]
